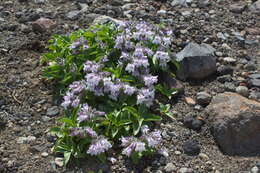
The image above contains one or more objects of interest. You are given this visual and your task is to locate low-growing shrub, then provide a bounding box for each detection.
[42,21,178,165]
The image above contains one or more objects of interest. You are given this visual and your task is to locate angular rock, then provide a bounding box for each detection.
[92,15,123,25]
[66,10,81,20]
[176,43,216,80]
[236,86,249,97]
[183,140,200,156]
[250,79,260,88]
[46,106,59,117]
[32,18,56,33]
[249,0,260,14]
[183,115,204,131]
[207,92,260,156]
[196,92,212,105]
[229,4,247,13]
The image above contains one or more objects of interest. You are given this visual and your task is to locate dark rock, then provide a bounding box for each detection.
[217,75,232,83]
[229,4,247,13]
[183,140,201,156]
[250,79,260,88]
[207,92,260,156]
[160,72,184,94]
[196,92,212,105]
[217,65,233,76]
[176,42,216,80]
[183,115,204,131]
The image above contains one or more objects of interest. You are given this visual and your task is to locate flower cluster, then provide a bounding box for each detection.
[120,125,162,157]
[77,104,105,123]
[70,127,112,156]
[50,22,174,163]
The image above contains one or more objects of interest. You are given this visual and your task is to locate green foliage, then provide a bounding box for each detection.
[43,22,178,166]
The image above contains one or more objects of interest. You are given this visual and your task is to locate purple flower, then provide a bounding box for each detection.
[143,75,158,87]
[87,136,112,156]
[123,84,136,96]
[163,37,171,47]
[137,88,155,107]
[120,52,130,62]
[120,137,146,157]
[153,51,170,67]
[133,47,144,58]
[70,127,97,138]
[84,61,101,73]
[125,63,135,74]
[69,81,85,94]
[115,35,124,49]
[71,97,80,108]
[108,83,122,100]
[85,73,102,90]
[77,104,105,123]
[69,41,81,49]
[152,36,162,45]
[141,125,162,148]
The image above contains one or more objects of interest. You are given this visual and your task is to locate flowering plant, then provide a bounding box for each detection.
[43,21,177,166]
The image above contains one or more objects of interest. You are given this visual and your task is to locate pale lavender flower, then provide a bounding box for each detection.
[144,48,154,57]
[83,44,89,50]
[115,35,124,49]
[87,136,112,156]
[152,36,162,45]
[69,41,81,49]
[143,75,158,87]
[153,51,170,67]
[85,127,98,138]
[71,97,80,108]
[61,91,74,109]
[85,73,102,91]
[108,83,122,100]
[123,84,136,96]
[84,61,101,73]
[133,47,144,58]
[162,37,171,47]
[137,88,155,107]
[133,58,149,68]
[124,40,134,50]
[120,52,130,62]
[141,125,162,148]
[125,63,136,74]
[69,81,85,94]
[120,137,146,157]
[70,127,97,138]
[77,104,105,122]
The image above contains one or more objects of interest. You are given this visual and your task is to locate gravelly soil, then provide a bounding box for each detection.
[0,0,259,172]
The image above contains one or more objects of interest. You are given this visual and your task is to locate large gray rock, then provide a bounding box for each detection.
[176,43,216,80]
[207,92,260,156]
[249,0,260,14]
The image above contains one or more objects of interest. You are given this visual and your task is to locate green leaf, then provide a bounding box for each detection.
[64,151,72,166]
[143,113,161,122]
[133,118,144,135]
[58,117,76,127]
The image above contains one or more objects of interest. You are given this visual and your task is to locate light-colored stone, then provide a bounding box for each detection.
[55,157,64,167]
[32,18,56,33]
[185,97,196,106]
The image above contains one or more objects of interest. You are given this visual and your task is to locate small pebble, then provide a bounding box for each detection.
[41,152,49,157]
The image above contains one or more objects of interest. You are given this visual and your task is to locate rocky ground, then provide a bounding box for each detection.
[0,0,260,172]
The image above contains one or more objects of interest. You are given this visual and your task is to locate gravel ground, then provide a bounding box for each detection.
[0,0,259,172]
